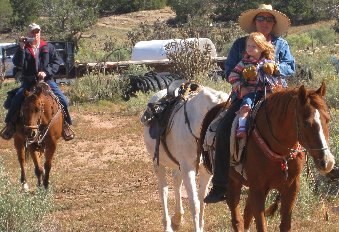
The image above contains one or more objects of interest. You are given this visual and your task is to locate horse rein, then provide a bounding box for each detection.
[23,89,62,146]
[264,97,329,153]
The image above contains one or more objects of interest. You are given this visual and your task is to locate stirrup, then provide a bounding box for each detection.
[62,123,74,141]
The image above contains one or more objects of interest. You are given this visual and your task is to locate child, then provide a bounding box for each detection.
[228,32,280,138]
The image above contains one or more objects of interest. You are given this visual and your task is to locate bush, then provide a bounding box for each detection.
[164,38,215,80]
[68,73,129,103]
[286,34,313,51]
[167,0,214,24]
[76,37,131,63]
[0,160,54,232]
[99,0,166,14]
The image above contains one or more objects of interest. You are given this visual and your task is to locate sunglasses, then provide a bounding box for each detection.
[255,15,275,23]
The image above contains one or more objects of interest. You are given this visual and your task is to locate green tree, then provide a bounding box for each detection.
[10,0,42,30]
[0,0,13,32]
[167,0,214,23]
[212,0,262,21]
[99,0,166,14]
[40,0,99,48]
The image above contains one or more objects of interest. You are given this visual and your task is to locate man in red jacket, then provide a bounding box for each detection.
[1,23,74,141]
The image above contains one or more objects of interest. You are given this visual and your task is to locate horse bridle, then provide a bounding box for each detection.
[23,91,62,146]
[263,98,329,155]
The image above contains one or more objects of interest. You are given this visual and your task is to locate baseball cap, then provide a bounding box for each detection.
[28,23,41,32]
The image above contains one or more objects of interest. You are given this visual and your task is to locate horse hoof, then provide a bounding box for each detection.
[22,183,29,192]
[171,219,182,231]
[171,213,183,231]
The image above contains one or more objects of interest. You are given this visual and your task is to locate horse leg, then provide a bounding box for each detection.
[181,168,200,232]
[243,192,254,231]
[43,143,56,189]
[171,169,184,231]
[153,163,172,232]
[14,137,29,191]
[226,177,244,232]
[248,188,268,232]
[29,147,44,188]
[279,180,300,232]
[197,166,212,232]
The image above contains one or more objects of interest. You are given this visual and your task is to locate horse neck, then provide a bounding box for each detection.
[257,91,299,153]
[41,92,60,123]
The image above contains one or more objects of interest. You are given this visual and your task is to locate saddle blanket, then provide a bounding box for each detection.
[203,111,247,179]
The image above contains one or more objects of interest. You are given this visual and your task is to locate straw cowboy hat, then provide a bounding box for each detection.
[238,4,291,36]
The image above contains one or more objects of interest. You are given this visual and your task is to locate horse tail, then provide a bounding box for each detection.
[265,193,281,217]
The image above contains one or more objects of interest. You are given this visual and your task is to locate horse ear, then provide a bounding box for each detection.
[315,81,326,97]
[35,84,44,96]
[298,85,308,104]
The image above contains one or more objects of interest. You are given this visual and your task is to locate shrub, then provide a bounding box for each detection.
[286,34,313,51]
[99,0,166,14]
[164,38,215,80]
[68,73,129,103]
[76,37,131,63]
[0,160,54,232]
[68,65,152,103]
[167,0,214,24]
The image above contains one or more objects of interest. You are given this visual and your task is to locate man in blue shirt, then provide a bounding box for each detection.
[204,4,295,203]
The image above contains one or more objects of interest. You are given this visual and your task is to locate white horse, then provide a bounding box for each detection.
[143,86,229,232]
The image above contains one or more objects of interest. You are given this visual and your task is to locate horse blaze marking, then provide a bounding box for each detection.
[313,109,328,149]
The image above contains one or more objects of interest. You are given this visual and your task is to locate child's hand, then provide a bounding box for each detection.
[240,86,250,98]
[262,62,279,75]
[242,66,258,81]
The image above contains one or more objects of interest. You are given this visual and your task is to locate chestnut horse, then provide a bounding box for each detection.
[217,83,335,231]
[144,86,229,232]
[14,82,63,190]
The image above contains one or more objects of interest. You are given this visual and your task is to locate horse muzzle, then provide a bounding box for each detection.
[314,149,335,175]
[24,125,40,143]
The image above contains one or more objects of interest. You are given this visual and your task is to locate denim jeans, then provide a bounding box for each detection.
[212,98,242,187]
[5,79,72,125]
[45,80,72,125]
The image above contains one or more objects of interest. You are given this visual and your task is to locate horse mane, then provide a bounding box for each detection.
[267,86,329,120]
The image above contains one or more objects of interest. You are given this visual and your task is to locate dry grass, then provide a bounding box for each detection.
[1,105,338,231]
[1,8,338,232]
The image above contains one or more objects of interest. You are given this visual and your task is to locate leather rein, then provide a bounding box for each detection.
[252,98,328,178]
[23,89,62,146]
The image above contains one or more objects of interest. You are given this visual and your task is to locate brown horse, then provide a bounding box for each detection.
[203,83,335,231]
[14,82,63,190]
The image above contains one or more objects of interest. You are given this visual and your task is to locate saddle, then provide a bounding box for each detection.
[202,99,263,177]
[141,81,201,165]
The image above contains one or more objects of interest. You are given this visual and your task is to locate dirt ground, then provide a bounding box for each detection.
[1,107,339,232]
[0,108,230,231]
[1,7,338,232]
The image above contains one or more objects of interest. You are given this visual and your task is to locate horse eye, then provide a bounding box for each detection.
[304,120,311,128]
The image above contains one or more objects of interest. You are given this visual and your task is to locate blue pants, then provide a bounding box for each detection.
[240,92,256,108]
[5,79,72,125]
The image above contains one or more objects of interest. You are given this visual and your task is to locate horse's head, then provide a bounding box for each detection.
[297,82,335,174]
[21,83,51,142]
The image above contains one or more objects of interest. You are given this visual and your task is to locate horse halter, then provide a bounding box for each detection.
[264,98,329,155]
[295,104,329,152]
[22,90,61,146]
